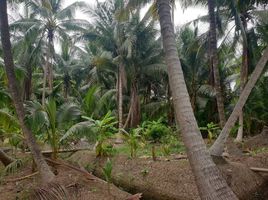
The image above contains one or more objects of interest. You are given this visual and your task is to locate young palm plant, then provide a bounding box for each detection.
[25,99,81,159]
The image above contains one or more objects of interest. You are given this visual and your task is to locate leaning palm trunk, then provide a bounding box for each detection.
[236,44,248,142]
[157,1,238,199]
[208,0,226,128]
[0,0,54,183]
[236,17,248,142]
[0,149,14,166]
[210,47,268,156]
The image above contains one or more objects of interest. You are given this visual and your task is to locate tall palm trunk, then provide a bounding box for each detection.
[116,63,124,143]
[42,64,47,106]
[0,149,14,166]
[210,47,268,156]
[130,79,140,128]
[208,0,226,128]
[118,64,123,131]
[47,33,54,92]
[157,1,238,199]
[236,17,248,142]
[0,0,54,183]
[24,65,32,100]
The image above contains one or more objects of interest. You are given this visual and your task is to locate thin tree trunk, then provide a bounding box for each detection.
[0,0,54,183]
[210,47,268,156]
[24,65,32,100]
[47,37,54,92]
[42,65,47,106]
[116,64,124,143]
[157,1,238,199]
[130,80,140,128]
[208,0,226,128]
[123,100,132,129]
[0,149,14,166]
[236,16,248,142]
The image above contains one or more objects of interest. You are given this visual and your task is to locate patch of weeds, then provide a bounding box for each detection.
[141,168,149,177]
[90,187,97,192]
[85,163,95,172]
[249,147,268,156]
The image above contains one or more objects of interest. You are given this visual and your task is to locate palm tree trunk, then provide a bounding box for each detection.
[208,0,226,128]
[47,35,54,92]
[115,63,124,143]
[0,0,54,183]
[130,79,140,128]
[236,17,248,142]
[210,47,268,156]
[0,149,14,166]
[157,1,238,199]
[118,64,123,131]
[42,65,47,106]
[24,65,32,100]
[123,101,132,129]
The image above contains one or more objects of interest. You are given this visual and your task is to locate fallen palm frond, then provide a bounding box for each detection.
[5,171,38,182]
[4,159,23,175]
[45,158,96,181]
[32,183,70,200]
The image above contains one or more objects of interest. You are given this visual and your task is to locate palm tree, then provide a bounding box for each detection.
[210,46,268,156]
[207,0,226,128]
[155,0,238,199]
[86,0,163,131]
[25,99,81,159]
[0,0,54,183]
[125,0,238,198]
[12,0,88,105]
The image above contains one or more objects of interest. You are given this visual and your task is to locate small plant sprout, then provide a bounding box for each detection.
[103,158,113,199]
[121,127,142,158]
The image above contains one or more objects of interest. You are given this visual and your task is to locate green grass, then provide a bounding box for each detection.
[116,142,185,158]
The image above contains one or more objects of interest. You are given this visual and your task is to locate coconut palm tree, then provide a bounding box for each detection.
[11,0,88,105]
[210,46,268,156]
[25,99,81,158]
[0,0,55,183]
[86,0,164,130]
[207,0,226,128]
[125,0,238,198]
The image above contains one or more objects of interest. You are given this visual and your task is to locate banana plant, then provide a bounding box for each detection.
[60,111,118,157]
[142,119,170,161]
[121,127,143,158]
[200,122,220,143]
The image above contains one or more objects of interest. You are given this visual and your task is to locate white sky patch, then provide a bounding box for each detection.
[63,0,208,27]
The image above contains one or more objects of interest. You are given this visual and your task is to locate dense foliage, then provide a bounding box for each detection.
[0,0,267,157]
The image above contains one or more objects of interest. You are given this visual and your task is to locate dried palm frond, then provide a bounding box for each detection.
[4,159,23,175]
[32,183,70,200]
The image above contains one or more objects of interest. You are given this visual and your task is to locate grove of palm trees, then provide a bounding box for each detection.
[0,0,268,199]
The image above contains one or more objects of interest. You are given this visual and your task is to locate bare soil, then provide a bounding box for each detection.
[0,159,131,200]
[1,132,268,200]
[69,151,268,200]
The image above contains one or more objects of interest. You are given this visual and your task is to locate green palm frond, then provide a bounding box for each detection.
[57,102,81,125]
[0,108,19,129]
[56,1,88,20]
[59,121,95,143]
